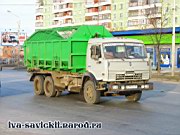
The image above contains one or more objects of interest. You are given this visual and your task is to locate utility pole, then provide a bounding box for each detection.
[7,10,21,68]
[171,0,176,76]
[98,0,100,26]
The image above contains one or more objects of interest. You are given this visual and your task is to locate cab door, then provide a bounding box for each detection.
[86,44,105,80]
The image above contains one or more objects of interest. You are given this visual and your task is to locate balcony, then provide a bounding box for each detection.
[128,6,162,20]
[35,22,44,28]
[85,15,98,21]
[36,8,43,16]
[53,3,73,13]
[99,13,111,20]
[129,0,161,7]
[35,19,43,23]
[36,15,43,23]
[99,0,111,6]
[86,0,99,8]
[85,12,99,16]
[53,16,73,21]
[36,0,44,8]
[128,2,162,11]
[85,21,99,25]
[86,0,111,8]
[85,7,99,16]
[53,0,73,4]
[54,11,73,20]
[98,9,111,14]
[99,5,111,14]
[53,22,75,27]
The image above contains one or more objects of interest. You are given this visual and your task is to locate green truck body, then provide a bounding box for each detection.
[24,25,113,73]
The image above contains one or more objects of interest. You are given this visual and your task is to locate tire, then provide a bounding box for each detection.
[33,75,44,95]
[44,76,56,97]
[55,90,62,97]
[83,80,100,104]
[125,91,142,102]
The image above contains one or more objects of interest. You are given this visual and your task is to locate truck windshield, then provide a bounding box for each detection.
[103,43,147,59]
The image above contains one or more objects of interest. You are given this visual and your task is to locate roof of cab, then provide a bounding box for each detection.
[88,37,144,44]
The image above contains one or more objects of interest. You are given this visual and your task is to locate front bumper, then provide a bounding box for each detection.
[108,82,153,92]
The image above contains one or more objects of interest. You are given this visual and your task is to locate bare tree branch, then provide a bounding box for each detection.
[146,0,172,74]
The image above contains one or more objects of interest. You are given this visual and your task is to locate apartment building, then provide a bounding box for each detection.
[35,0,180,31]
[111,0,128,31]
[36,0,53,29]
[85,0,111,30]
[127,0,180,30]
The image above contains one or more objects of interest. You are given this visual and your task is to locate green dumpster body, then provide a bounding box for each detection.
[24,25,113,73]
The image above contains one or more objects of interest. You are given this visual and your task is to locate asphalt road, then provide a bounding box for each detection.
[0,68,180,135]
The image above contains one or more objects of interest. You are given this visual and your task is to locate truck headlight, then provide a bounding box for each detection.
[121,85,125,90]
[141,85,145,89]
[145,85,149,89]
[112,85,118,90]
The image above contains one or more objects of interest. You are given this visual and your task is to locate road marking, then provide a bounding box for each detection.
[155,90,180,95]
[2,79,29,84]
[168,91,180,95]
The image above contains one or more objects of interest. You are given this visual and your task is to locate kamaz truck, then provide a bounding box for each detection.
[24,25,153,104]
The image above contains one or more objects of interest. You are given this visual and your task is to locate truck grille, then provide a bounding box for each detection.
[116,73,142,80]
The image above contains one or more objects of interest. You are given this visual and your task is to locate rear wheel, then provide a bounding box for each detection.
[125,91,142,102]
[33,75,44,95]
[44,76,56,97]
[55,90,62,97]
[83,80,100,104]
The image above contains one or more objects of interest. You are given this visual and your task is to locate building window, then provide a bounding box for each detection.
[114,23,116,28]
[98,14,102,20]
[120,13,123,18]
[166,7,169,13]
[175,17,178,24]
[99,6,102,11]
[120,22,123,27]
[114,14,116,19]
[114,5,116,10]
[78,3,81,8]
[120,4,123,9]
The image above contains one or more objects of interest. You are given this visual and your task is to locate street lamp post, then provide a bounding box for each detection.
[7,10,21,68]
[171,0,176,76]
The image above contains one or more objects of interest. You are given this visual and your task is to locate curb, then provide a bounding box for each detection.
[151,78,180,83]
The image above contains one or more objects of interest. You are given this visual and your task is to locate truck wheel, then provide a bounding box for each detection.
[55,90,62,97]
[44,76,56,97]
[83,80,100,104]
[34,75,44,95]
[125,91,142,102]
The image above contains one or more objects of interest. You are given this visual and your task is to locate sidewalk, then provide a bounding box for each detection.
[151,68,180,82]
[0,64,26,70]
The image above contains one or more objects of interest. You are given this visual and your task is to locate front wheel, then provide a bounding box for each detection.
[83,80,100,104]
[125,91,142,102]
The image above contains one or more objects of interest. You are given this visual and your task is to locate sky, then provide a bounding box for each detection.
[0,0,36,36]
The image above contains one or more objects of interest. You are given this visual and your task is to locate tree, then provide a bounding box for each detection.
[146,0,171,75]
[38,0,44,7]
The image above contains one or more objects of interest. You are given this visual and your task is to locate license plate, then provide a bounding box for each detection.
[126,85,138,89]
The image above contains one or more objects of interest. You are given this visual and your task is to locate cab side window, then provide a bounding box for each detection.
[91,45,101,60]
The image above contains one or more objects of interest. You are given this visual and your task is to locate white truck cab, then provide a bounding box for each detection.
[84,37,153,102]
